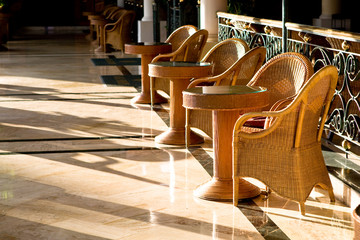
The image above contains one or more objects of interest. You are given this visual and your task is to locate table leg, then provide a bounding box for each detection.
[95,23,106,52]
[155,78,204,145]
[194,110,260,200]
[131,54,168,104]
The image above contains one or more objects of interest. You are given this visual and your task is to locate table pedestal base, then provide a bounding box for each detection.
[155,128,203,145]
[95,45,104,52]
[131,91,168,104]
[194,178,260,201]
[131,92,168,104]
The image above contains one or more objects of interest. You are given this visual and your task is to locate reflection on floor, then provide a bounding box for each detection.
[0,33,355,239]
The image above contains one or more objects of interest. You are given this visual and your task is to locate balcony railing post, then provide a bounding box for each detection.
[282,0,288,53]
[153,0,160,42]
[196,0,200,28]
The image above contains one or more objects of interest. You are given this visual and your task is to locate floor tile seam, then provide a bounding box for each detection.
[0,97,135,102]
[151,102,290,239]
[0,135,156,142]
[328,167,360,193]
[0,146,188,155]
[100,60,286,239]
[0,92,138,96]
[104,61,288,240]
[253,203,354,229]
[0,53,99,57]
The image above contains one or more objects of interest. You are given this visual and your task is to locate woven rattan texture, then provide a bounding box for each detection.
[233,65,338,215]
[247,52,314,111]
[165,25,197,52]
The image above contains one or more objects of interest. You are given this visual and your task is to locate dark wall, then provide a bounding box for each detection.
[227,0,321,26]
[227,0,359,32]
[7,0,360,32]
[20,0,76,26]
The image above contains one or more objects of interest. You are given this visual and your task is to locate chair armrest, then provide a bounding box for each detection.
[270,96,295,111]
[233,111,283,140]
[104,21,118,32]
[104,12,127,32]
[151,39,194,62]
[188,61,244,88]
[88,15,105,20]
[151,52,177,63]
[187,76,220,88]
[91,19,109,25]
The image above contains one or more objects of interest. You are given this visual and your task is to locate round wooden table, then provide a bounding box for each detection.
[125,42,172,104]
[148,61,213,145]
[183,85,269,201]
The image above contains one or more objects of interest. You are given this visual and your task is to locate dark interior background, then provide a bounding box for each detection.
[2,0,359,33]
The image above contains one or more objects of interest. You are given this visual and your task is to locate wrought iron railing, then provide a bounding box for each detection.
[165,0,200,36]
[218,12,360,156]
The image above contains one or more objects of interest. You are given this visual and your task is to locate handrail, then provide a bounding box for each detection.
[217,11,360,157]
[218,12,360,45]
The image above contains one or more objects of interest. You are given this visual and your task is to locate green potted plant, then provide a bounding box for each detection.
[0,0,5,10]
[227,0,255,16]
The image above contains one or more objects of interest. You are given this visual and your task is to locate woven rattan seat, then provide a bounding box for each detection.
[150,28,208,105]
[244,52,314,128]
[185,42,266,141]
[232,65,338,215]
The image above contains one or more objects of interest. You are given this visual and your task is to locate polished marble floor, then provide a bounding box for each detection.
[0,32,355,239]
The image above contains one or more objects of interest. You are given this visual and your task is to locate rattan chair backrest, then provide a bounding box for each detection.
[165,25,198,52]
[278,65,338,148]
[104,6,121,19]
[170,29,208,62]
[108,8,127,21]
[201,38,249,77]
[247,52,314,111]
[229,46,266,86]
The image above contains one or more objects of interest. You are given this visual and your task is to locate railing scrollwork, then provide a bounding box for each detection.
[218,12,360,150]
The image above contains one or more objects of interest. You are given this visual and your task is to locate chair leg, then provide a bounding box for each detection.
[185,109,190,148]
[299,202,306,215]
[150,77,154,107]
[233,177,239,206]
[261,186,271,199]
[329,188,336,202]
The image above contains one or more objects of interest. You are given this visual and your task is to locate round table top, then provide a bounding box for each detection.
[148,61,213,78]
[183,85,269,110]
[125,42,172,55]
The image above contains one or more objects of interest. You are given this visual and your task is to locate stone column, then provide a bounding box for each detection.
[138,0,154,42]
[200,0,227,42]
[117,0,125,8]
[320,0,341,18]
[313,0,347,29]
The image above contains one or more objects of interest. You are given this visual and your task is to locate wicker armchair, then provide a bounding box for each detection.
[185,43,266,141]
[233,65,338,215]
[102,10,136,53]
[150,29,208,105]
[244,52,314,128]
[88,6,121,42]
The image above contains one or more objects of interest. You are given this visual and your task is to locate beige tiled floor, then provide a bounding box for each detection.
[0,33,355,239]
